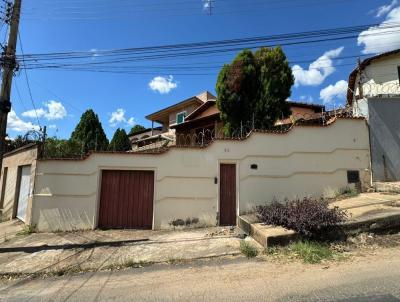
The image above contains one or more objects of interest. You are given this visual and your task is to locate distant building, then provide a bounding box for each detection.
[347,49,400,181]
[347,49,400,118]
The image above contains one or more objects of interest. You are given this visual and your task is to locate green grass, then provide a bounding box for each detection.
[240,240,259,258]
[167,256,183,264]
[288,241,336,264]
[335,186,359,200]
[265,240,343,264]
[16,225,36,236]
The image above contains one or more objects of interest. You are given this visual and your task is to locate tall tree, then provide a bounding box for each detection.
[216,47,294,132]
[216,49,258,133]
[71,109,109,153]
[109,128,131,151]
[254,47,293,128]
[128,124,146,136]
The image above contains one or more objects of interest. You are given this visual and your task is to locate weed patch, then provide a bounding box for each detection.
[334,186,359,200]
[16,225,36,236]
[289,241,336,263]
[240,240,259,258]
[266,241,342,264]
[167,256,183,264]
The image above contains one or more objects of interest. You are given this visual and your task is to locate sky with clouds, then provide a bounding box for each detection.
[6,0,400,139]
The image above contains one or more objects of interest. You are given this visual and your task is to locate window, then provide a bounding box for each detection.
[347,170,360,184]
[176,111,186,124]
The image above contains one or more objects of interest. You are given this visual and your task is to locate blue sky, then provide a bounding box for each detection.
[6,0,400,139]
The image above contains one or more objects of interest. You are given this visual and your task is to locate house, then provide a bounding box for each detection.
[347,48,400,117]
[129,126,164,151]
[130,91,216,151]
[172,99,325,146]
[347,49,400,181]
[132,90,325,150]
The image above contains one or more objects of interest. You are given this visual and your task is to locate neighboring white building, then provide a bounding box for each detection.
[347,49,400,118]
[347,49,400,182]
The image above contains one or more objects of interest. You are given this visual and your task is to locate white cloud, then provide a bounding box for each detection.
[126,117,136,127]
[319,80,348,104]
[375,0,398,17]
[292,47,344,87]
[203,0,211,10]
[90,48,99,60]
[299,95,314,103]
[148,75,178,94]
[22,100,67,121]
[7,110,40,132]
[358,6,400,54]
[22,108,46,119]
[109,108,136,127]
[48,124,57,129]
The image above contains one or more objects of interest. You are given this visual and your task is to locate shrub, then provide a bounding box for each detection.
[256,197,347,240]
[16,224,36,236]
[240,240,259,258]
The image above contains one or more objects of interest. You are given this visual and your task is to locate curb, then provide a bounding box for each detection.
[0,251,242,282]
[238,212,400,248]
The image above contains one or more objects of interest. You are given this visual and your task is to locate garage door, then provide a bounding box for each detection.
[98,170,154,229]
[17,165,31,222]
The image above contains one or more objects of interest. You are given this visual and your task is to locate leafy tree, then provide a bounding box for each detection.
[70,109,109,153]
[43,137,83,158]
[128,124,146,136]
[5,135,25,152]
[109,128,131,151]
[216,49,258,133]
[216,46,294,132]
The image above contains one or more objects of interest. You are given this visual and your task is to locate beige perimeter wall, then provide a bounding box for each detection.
[31,118,371,232]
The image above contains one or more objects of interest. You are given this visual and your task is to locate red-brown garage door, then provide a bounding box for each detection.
[98,170,154,229]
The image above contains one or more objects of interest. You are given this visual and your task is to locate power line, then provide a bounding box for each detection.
[16,22,400,71]
[19,0,376,20]
[18,32,41,127]
[19,22,395,60]
[18,30,400,72]
[13,80,28,111]
[29,77,83,114]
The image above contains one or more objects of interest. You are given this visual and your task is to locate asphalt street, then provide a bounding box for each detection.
[1,248,400,302]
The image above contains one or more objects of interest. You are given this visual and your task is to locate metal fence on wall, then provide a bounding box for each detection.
[135,106,354,153]
[11,106,355,158]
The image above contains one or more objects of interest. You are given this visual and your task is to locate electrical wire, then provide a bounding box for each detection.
[18,33,41,128]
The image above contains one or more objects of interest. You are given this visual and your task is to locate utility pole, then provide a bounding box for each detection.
[0,0,22,173]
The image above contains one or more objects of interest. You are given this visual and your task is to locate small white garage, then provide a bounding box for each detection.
[0,144,38,223]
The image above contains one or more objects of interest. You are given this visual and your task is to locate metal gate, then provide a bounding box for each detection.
[17,165,31,222]
[98,170,154,229]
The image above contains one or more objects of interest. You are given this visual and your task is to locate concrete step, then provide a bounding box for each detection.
[374,182,400,194]
[238,214,299,248]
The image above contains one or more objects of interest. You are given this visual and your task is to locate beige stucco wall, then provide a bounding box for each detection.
[0,145,39,223]
[31,118,371,232]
